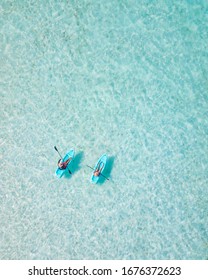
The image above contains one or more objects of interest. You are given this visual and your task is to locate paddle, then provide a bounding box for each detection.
[87,165,109,181]
[54,146,72,174]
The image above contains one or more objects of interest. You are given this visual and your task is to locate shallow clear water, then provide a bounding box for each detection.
[0,0,208,259]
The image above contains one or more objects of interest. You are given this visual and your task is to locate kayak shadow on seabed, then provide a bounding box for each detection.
[98,156,115,185]
[65,151,84,178]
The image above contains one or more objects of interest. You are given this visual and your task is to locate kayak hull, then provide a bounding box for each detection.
[55,149,75,178]
[91,154,107,184]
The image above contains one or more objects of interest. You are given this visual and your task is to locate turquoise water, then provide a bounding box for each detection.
[0,0,208,259]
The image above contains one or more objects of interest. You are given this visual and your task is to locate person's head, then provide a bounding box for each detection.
[94,170,100,177]
[58,159,63,167]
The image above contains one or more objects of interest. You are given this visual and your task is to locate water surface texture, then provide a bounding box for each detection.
[0,0,208,259]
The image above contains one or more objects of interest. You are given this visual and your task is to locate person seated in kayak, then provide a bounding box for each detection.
[93,162,104,177]
[57,158,72,170]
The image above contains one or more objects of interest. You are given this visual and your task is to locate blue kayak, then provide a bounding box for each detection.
[55,149,75,178]
[91,154,107,184]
